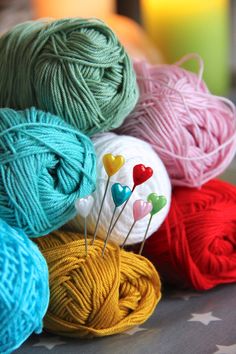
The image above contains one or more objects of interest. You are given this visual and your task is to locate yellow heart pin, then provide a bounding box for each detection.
[102,154,125,177]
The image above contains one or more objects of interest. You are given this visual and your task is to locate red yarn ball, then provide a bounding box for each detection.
[143,179,236,291]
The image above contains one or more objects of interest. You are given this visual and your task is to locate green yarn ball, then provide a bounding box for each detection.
[0,18,138,136]
[0,107,96,237]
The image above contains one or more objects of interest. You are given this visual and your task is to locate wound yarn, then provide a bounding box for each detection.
[143,179,236,291]
[0,219,49,354]
[0,18,138,136]
[0,107,96,237]
[35,230,161,337]
[68,133,171,245]
[117,54,236,187]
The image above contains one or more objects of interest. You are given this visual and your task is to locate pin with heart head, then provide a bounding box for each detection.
[102,183,131,256]
[92,153,125,245]
[148,193,167,217]
[121,199,153,249]
[109,164,154,236]
[75,195,94,256]
[139,193,167,255]
[133,164,153,187]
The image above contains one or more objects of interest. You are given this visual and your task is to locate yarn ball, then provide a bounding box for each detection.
[143,179,236,291]
[68,133,171,245]
[117,55,236,187]
[35,230,161,337]
[0,18,139,136]
[0,219,49,354]
[0,107,96,237]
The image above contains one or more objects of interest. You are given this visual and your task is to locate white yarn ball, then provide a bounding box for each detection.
[70,133,171,245]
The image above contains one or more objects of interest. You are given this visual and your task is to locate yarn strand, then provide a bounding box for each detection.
[35,231,162,337]
[68,133,171,246]
[0,107,96,236]
[143,179,236,290]
[0,18,138,136]
[117,56,236,187]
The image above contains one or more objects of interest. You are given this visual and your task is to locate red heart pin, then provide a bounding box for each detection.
[133,164,153,186]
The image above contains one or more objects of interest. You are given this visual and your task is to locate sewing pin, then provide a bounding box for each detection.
[75,195,94,256]
[92,153,125,244]
[139,193,167,255]
[102,183,131,256]
[109,163,153,235]
[121,199,153,248]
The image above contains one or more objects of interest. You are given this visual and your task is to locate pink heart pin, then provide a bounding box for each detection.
[133,199,153,222]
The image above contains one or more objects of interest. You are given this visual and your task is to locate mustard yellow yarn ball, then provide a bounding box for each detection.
[35,230,161,337]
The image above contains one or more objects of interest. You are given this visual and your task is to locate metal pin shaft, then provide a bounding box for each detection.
[139,215,153,255]
[121,220,136,249]
[92,177,110,244]
[102,207,116,256]
[84,217,88,256]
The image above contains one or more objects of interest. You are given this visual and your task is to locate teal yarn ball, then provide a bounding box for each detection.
[0,107,96,237]
[0,218,49,354]
[0,18,139,136]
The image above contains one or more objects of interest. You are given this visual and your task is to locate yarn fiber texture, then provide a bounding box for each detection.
[0,219,49,354]
[143,179,236,291]
[68,133,171,245]
[0,107,96,237]
[35,230,161,337]
[117,55,236,187]
[0,18,139,136]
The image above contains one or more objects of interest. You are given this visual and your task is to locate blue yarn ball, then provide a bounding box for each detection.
[0,107,97,237]
[0,218,49,354]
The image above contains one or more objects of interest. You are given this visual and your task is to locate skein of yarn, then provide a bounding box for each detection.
[0,219,49,354]
[35,230,161,337]
[0,18,138,136]
[143,179,236,291]
[67,133,171,245]
[117,54,236,187]
[0,107,96,237]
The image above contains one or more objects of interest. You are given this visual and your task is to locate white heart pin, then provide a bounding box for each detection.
[75,195,94,218]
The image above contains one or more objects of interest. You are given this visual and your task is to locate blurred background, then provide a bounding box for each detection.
[0,0,235,96]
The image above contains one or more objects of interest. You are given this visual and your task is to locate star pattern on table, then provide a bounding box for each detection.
[33,336,66,350]
[213,344,236,354]
[188,312,222,326]
[170,290,202,301]
[124,326,147,335]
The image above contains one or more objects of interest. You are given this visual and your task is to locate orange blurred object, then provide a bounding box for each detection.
[32,0,115,19]
[31,0,163,65]
[105,15,164,64]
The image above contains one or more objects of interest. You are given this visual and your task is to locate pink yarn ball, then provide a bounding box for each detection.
[117,54,236,187]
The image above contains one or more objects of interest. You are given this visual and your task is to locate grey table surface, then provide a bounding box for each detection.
[17,272,236,354]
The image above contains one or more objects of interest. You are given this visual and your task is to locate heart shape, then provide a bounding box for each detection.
[133,199,153,221]
[147,193,167,216]
[133,164,153,186]
[111,183,132,207]
[103,154,125,177]
[75,195,94,218]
